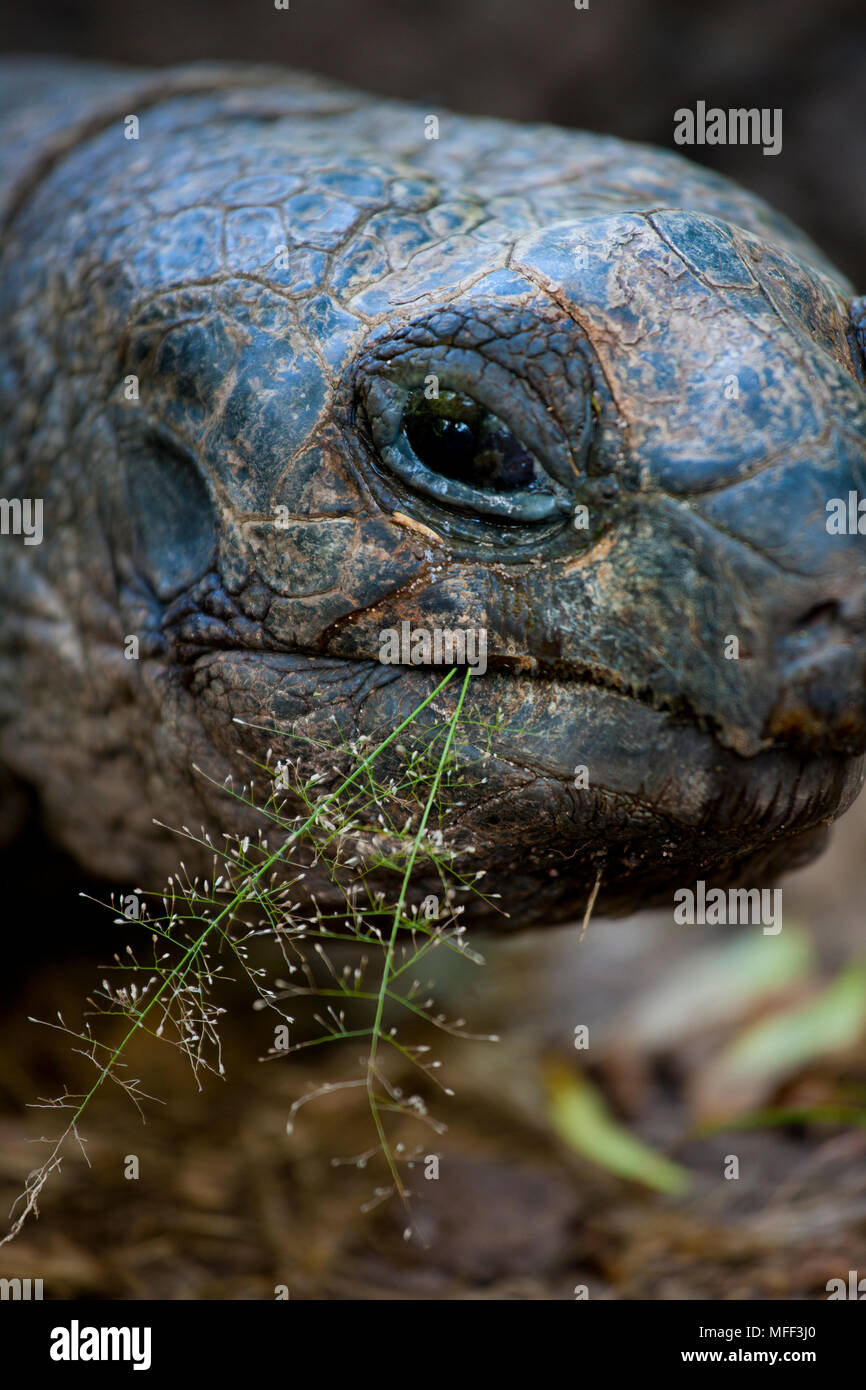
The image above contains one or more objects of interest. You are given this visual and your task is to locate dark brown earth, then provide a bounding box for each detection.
[2,794,864,1300]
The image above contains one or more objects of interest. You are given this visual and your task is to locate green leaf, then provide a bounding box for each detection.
[544,1061,690,1195]
[695,961,866,1126]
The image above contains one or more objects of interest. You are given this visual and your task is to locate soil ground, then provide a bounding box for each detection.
[2,797,865,1300]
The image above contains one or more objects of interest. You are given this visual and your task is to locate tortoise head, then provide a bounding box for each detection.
[2,71,865,923]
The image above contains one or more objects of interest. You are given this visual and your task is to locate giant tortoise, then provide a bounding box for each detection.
[1,59,865,926]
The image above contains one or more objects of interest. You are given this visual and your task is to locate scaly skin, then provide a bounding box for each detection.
[1,59,865,925]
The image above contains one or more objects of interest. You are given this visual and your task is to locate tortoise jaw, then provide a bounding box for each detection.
[187,649,865,927]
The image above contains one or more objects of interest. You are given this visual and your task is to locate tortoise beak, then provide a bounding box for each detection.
[766,294,866,756]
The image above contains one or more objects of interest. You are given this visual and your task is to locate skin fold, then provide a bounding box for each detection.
[0,59,865,926]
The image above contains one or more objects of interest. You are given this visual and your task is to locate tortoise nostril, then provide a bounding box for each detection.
[768,598,866,753]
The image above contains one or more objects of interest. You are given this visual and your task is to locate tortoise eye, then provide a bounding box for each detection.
[364,386,571,523]
[403,390,540,494]
[356,304,598,531]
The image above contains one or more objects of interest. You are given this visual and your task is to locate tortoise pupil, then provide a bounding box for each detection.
[405,412,477,481]
[402,390,538,493]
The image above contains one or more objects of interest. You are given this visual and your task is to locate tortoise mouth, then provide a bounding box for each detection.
[186,649,865,925]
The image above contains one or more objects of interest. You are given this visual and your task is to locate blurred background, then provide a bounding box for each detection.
[1,0,865,1300]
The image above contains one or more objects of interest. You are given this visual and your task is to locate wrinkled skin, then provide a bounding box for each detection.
[1,59,865,926]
